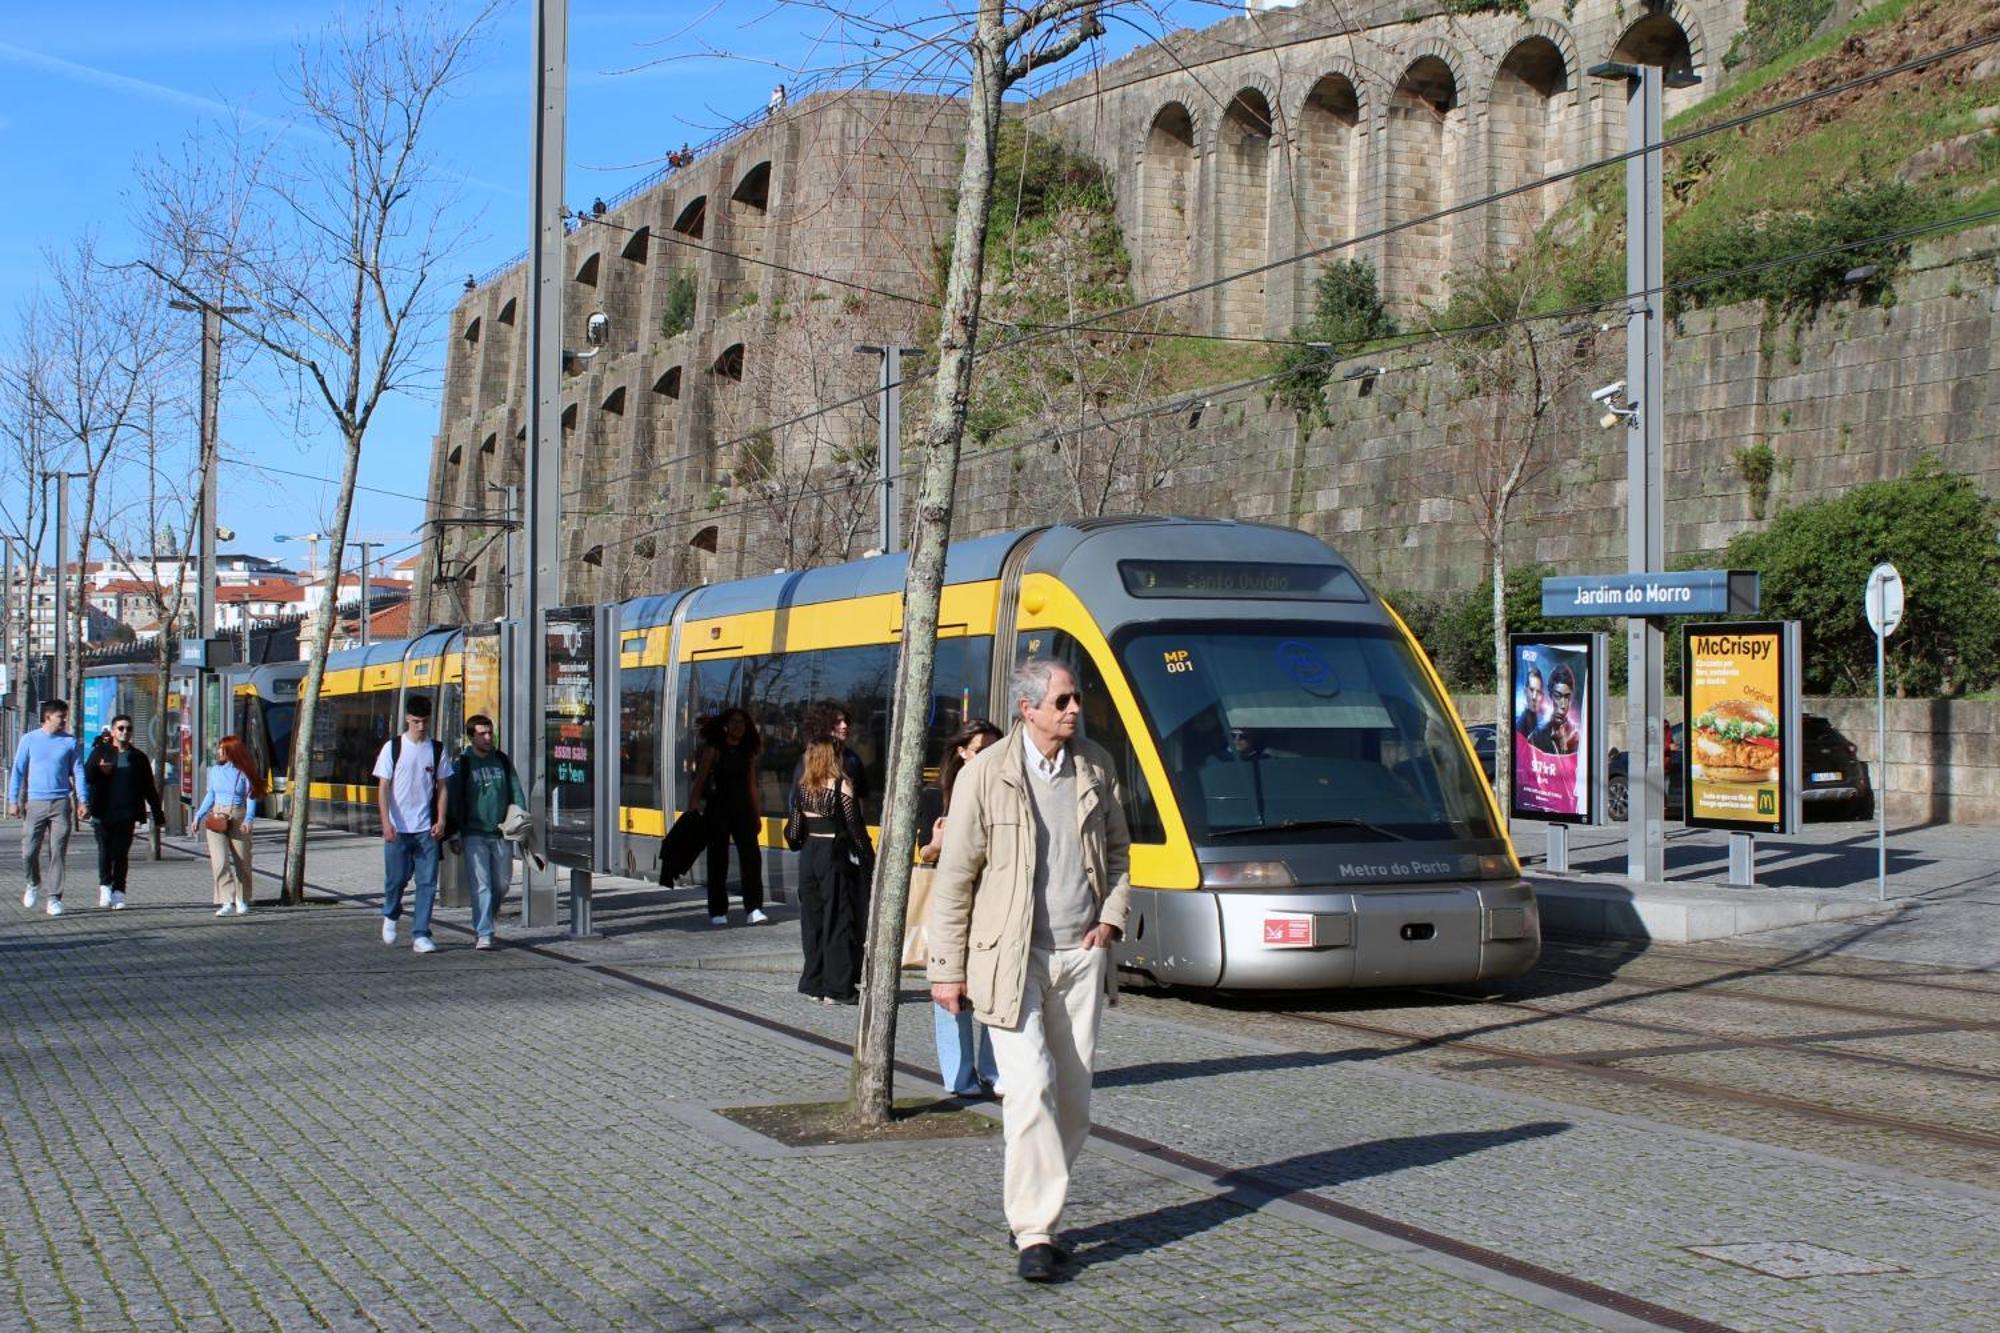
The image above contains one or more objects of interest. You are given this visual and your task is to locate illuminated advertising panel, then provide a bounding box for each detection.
[1508,634,1605,824]
[1682,621,1802,833]
[544,608,595,868]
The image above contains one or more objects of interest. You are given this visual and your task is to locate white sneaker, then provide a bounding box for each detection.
[23,884,36,909]
[232,901,249,916]
[747,909,770,925]
[709,914,729,926]
[98,885,112,908]
[45,898,62,917]
[109,891,126,910]
[215,905,233,917]
[412,936,437,954]
[382,918,398,945]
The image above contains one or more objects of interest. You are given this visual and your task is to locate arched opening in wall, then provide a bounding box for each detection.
[575,253,601,287]
[713,343,744,381]
[1488,37,1570,253]
[622,226,650,264]
[561,402,579,434]
[729,161,772,297]
[1385,56,1461,312]
[601,386,626,415]
[463,317,482,344]
[480,432,497,455]
[1296,74,1361,315]
[448,443,463,464]
[497,297,518,325]
[732,162,770,212]
[1138,103,1198,305]
[653,366,682,399]
[672,196,707,240]
[1216,88,1273,337]
[1612,13,1697,85]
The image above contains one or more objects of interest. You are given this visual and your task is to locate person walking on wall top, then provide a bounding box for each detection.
[12,698,87,916]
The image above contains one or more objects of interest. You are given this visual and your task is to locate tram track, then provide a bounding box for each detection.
[1524,964,2000,1029]
[1407,988,2000,1085]
[1264,1007,2000,1154]
[1542,942,2000,1002]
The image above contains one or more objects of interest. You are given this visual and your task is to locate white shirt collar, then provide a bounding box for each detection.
[1023,740,1068,783]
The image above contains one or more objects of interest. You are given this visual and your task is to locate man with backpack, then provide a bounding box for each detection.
[446,714,524,951]
[373,694,453,953]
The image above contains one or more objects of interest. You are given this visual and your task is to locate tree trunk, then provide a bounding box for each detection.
[280,429,363,904]
[847,9,1010,1128]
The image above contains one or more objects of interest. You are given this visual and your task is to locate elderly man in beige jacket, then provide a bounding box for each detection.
[928,657,1132,1283]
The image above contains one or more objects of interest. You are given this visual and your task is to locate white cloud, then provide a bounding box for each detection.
[0,40,284,127]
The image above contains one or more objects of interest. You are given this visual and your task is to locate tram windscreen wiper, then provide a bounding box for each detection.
[1206,818,1409,842]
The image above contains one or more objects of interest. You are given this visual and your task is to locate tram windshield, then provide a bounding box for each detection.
[1120,622,1498,844]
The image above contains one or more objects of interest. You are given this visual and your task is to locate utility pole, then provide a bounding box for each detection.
[1591,59,1692,884]
[349,540,377,646]
[49,471,87,717]
[520,0,568,930]
[0,535,12,758]
[856,345,922,554]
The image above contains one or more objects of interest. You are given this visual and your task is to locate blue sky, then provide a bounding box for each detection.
[0,2,1198,578]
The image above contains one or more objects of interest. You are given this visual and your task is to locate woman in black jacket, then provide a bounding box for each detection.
[81,714,167,910]
[688,708,766,925]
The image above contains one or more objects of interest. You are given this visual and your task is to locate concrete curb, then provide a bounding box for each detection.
[1530,874,1894,944]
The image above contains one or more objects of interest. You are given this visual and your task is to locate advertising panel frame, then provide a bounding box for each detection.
[1681,620,1802,834]
[543,605,597,870]
[1507,632,1607,826]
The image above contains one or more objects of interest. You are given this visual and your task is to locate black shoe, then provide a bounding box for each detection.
[1017,1243,1063,1283]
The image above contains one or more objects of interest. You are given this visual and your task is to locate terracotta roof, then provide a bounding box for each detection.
[217,580,307,603]
[364,601,413,637]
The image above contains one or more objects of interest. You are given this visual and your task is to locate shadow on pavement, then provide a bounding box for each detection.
[1097,1049,1368,1088]
[1068,1122,1572,1266]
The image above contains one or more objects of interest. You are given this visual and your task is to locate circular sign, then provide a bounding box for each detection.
[1275,640,1339,696]
[1865,563,1904,637]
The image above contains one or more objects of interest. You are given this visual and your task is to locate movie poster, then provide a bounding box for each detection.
[1684,622,1796,832]
[1509,636,1595,823]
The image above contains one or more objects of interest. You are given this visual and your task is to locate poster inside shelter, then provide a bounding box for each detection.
[1511,638,1592,821]
[1685,625,1786,829]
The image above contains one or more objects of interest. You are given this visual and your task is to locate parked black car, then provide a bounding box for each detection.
[1465,723,1499,782]
[1607,715,1871,821]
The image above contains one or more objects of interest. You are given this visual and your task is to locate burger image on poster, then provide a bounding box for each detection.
[1691,698,1781,784]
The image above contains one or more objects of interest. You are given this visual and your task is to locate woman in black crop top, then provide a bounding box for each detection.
[786,738,874,1003]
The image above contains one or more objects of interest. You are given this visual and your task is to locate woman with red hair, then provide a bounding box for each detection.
[190,735,266,915]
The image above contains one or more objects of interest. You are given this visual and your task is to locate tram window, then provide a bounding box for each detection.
[437,684,463,750]
[677,659,743,809]
[812,643,897,822]
[1014,631,1166,844]
[741,652,815,818]
[922,636,993,780]
[264,702,295,778]
[620,666,663,812]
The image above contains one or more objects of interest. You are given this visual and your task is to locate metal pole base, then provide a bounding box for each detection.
[1727,832,1757,887]
[1547,822,1570,874]
[522,857,559,928]
[567,868,594,939]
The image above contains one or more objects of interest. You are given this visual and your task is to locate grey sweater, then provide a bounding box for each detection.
[1025,751,1096,950]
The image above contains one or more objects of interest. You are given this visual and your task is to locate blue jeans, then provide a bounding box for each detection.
[934,1002,999,1095]
[462,834,512,938]
[383,832,441,939]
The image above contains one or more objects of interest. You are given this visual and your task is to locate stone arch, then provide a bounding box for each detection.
[654,366,683,399]
[713,343,744,380]
[621,226,650,264]
[1293,71,1365,312]
[479,432,497,455]
[575,253,601,287]
[731,161,771,270]
[1137,101,1199,303]
[672,195,707,240]
[1215,86,1275,337]
[1487,34,1573,253]
[601,385,626,415]
[496,297,518,325]
[463,316,482,344]
[1611,2,1704,86]
[1383,52,1465,312]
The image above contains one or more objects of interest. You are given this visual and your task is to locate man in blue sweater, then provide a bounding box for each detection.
[10,698,88,916]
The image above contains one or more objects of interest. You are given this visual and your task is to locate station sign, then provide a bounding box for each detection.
[1541,570,1760,619]
[1507,633,1607,826]
[1681,621,1803,834]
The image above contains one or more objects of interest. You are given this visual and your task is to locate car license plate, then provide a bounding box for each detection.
[1810,771,1841,782]
[1262,913,1316,948]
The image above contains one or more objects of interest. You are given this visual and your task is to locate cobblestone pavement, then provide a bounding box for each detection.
[4,824,1995,1330]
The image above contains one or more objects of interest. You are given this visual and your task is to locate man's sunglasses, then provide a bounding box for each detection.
[1047,691,1081,711]
[113,724,133,732]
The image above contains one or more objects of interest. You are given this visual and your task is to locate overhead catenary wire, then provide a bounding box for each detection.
[515,30,2000,526]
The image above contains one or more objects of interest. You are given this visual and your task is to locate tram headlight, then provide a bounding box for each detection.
[1201,860,1296,888]
[1478,853,1519,879]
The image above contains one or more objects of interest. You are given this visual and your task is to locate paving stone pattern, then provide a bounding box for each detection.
[2,828,1588,1331]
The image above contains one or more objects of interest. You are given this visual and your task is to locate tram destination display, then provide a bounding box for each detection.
[543,608,596,867]
[1118,559,1366,602]
[1507,634,1604,824]
[1682,621,1802,833]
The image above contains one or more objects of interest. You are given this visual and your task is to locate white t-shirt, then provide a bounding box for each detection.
[372,735,455,834]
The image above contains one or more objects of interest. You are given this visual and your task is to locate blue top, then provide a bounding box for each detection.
[10,729,86,803]
[192,763,256,829]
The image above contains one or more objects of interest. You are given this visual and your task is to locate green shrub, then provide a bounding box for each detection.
[1724,460,2000,695]
[660,269,698,338]
[1275,260,1397,432]
[1724,0,1838,71]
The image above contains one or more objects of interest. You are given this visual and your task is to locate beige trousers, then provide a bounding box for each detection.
[204,806,252,907]
[986,944,1108,1250]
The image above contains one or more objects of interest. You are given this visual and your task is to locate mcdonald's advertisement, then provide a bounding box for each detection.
[1683,622,1799,832]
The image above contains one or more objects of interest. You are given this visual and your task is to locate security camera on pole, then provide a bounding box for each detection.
[1865,563,1903,902]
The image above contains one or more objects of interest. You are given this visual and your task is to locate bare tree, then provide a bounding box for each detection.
[0,337,60,725]
[1430,240,1603,812]
[850,0,1107,1129]
[139,1,498,903]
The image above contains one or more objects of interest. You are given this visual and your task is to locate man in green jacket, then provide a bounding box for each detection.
[447,714,525,950]
[926,658,1132,1283]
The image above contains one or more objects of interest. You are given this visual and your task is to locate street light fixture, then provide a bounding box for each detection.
[273,531,328,581]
